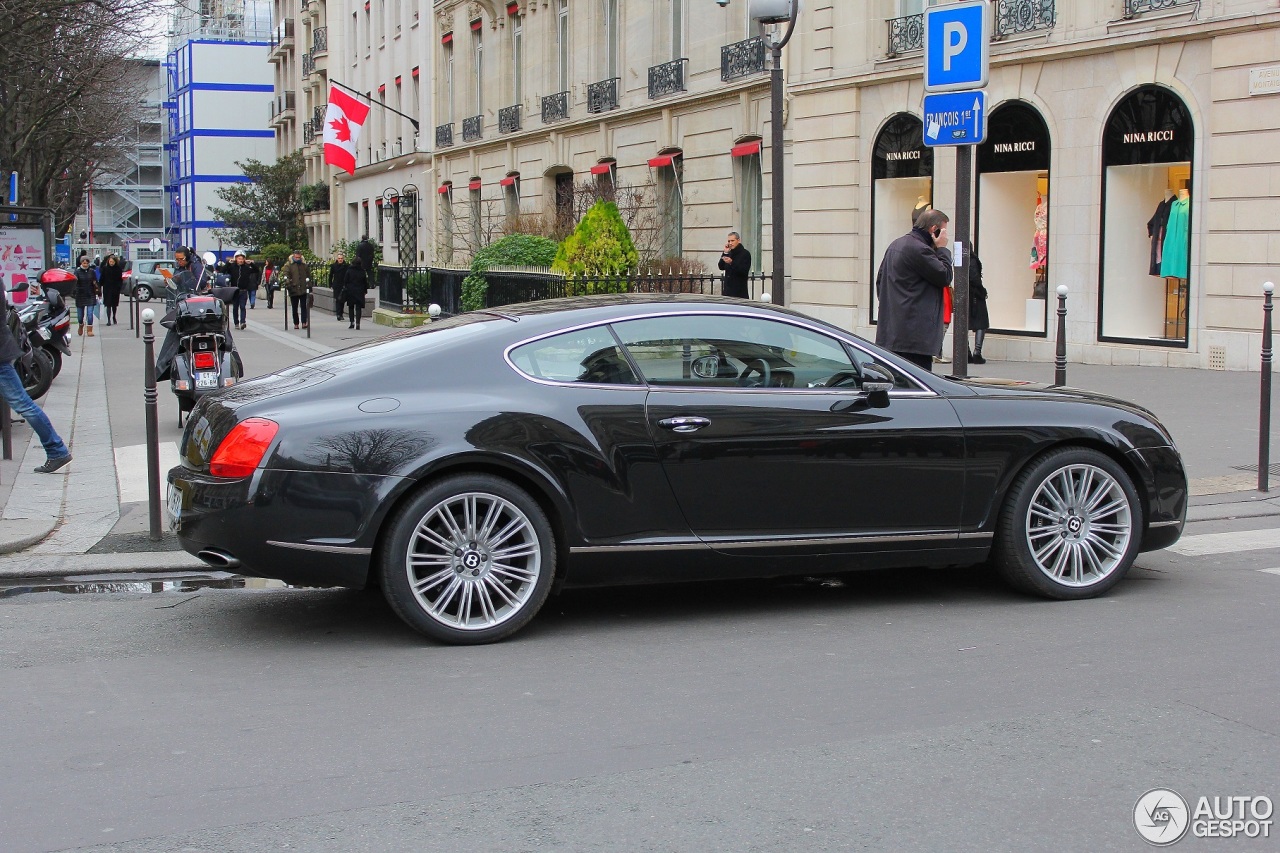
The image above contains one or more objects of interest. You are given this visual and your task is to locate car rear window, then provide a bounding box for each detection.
[510,326,641,385]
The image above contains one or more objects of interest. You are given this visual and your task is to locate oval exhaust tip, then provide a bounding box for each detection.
[197,549,241,570]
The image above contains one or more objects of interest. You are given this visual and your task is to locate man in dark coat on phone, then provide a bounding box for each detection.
[874,208,954,372]
[717,231,752,299]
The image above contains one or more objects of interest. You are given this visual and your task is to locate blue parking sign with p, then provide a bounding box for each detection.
[924,0,991,92]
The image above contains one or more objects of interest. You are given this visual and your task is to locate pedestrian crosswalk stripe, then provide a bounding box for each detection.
[114,443,181,505]
[1167,528,1280,557]
[1261,569,1280,577]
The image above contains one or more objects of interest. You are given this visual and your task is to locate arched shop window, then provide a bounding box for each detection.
[1099,86,1194,346]
[870,114,933,321]
[976,101,1052,335]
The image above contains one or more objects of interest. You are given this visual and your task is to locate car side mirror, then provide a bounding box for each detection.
[861,363,895,408]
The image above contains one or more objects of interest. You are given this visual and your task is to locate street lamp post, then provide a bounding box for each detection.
[725,0,799,306]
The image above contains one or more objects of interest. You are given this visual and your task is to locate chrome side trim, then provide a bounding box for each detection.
[267,540,373,555]
[1147,519,1182,529]
[570,530,992,554]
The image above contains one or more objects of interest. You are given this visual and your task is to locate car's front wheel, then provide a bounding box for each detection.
[380,474,556,644]
[993,447,1142,599]
[134,284,152,302]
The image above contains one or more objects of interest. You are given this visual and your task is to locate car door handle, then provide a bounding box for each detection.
[658,416,711,433]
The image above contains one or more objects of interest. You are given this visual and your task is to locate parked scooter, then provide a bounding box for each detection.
[24,270,74,377]
[4,283,55,399]
[154,251,243,426]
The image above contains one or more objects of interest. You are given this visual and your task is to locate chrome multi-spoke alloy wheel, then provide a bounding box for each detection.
[1024,463,1133,587]
[406,492,542,631]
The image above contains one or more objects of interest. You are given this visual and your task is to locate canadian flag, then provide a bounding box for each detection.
[322,86,371,175]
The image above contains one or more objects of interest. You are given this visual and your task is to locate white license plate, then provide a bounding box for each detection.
[194,372,218,389]
[167,483,183,531]
[36,327,49,340]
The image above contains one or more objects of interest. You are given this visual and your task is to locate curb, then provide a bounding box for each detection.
[0,551,207,578]
[0,518,59,555]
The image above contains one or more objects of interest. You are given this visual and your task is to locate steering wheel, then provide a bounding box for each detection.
[738,358,771,387]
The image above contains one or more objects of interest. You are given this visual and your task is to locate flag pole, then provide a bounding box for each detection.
[329,79,419,132]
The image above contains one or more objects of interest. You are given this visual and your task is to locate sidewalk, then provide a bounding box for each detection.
[2,317,1277,577]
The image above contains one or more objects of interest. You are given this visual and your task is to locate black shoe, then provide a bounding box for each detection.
[971,352,986,365]
[349,323,354,329]
[35,454,72,474]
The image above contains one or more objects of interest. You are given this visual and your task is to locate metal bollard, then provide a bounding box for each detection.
[1,398,10,461]
[1260,282,1274,493]
[134,293,141,339]
[1055,284,1068,387]
[142,310,163,540]
[306,285,313,339]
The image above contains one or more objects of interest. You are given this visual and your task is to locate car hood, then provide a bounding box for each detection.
[951,375,1171,433]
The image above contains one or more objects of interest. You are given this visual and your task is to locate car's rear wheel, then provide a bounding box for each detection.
[134,284,152,302]
[380,474,555,644]
[993,447,1141,599]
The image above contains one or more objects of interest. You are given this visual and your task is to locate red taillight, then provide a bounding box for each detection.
[193,351,217,370]
[209,418,279,478]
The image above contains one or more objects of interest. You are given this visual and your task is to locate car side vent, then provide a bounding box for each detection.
[1208,346,1226,371]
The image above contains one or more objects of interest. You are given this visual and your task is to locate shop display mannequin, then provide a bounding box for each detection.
[1030,193,1048,298]
[1159,187,1191,338]
[1147,189,1176,277]
[912,196,930,227]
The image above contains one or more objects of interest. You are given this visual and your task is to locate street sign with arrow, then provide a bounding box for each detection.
[922,90,987,147]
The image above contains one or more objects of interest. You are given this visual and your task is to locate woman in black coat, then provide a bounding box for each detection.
[342,264,368,330]
[98,255,124,325]
[968,248,990,364]
[72,256,100,336]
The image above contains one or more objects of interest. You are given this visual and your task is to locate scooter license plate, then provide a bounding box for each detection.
[36,327,49,340]
[194,372,218,389]
[167,483,183,531]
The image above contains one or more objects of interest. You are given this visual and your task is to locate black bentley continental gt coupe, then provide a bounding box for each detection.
[167,294,1187,644]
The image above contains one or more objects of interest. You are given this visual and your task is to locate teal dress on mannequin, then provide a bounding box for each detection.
[1160,196,1190,279]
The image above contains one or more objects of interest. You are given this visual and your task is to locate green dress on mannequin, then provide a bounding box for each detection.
[1160,193,1190,279]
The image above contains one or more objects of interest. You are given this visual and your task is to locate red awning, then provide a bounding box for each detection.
[411,66,420,78]
[394,75,402,86]
[731,140,761,157]
[468,179,482,190]
[441,31,453,44]
[648,155,673,168]
[437,184,451,194]
[374,198,383,206]
[377,84,385,94]
[470,18,482,30]
[361,199,368,206]
[507,1,520,15]
[499,176,516,187]
[590,163,614,175]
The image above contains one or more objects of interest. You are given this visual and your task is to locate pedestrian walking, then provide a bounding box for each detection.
[98,254,123,325]
[225,250,260,329]
[0,288,71,473]
[278,250,312,329]
[342,262,369,329]
[874,209,953,372]
[717,231,752,299]
[263,262,275,309]
[329,251,350,322]
[72,256,99,337]
[967,246,989,365]
[356,235,375,278]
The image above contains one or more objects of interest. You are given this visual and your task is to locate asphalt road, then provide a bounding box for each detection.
[2,512,1277,851]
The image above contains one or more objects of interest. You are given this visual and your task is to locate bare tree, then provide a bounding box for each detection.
[0,0,163,233]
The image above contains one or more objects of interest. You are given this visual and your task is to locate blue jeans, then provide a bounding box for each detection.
[248,287,257,308]
[233,290,249,325]
[0,361,69,459]
[77,303,95,327]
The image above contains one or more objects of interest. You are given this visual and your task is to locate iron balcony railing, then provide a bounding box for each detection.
[541,91,570,124]
[886,13,923,57]
[462,115,483,142]
[314,105,324,127]
[435,123,454,148]
[499,104,522,133]
[1123,0,1195,16]
[301,52,314,77]
[302,122,315,145]
[994,0,1056,38]
[721,36,767,82]
[312,26,327,54]
[587,78,620,114]
[648,58,688,99]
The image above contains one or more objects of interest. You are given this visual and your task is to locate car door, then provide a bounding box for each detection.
[610,312,966,555]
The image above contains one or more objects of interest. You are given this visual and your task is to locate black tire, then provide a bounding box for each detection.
[380,474,556,644]
[22,348,55,400]
[134,284,153,302]
[45,347,63,378]
[993,447,1142,600]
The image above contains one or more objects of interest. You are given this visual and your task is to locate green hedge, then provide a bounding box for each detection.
[461,234,560,312]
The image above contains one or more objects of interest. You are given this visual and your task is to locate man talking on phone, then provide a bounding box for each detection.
[874,208,954,372]
[717,231,752,299]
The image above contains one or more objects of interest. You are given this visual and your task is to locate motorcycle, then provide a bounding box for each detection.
[4,283,55,399]
[24,270,74,377]
[154,252,243,426]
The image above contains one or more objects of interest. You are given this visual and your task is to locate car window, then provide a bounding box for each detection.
[510,326,641,386]
[611,314,856,389]
[845,346,921,391]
